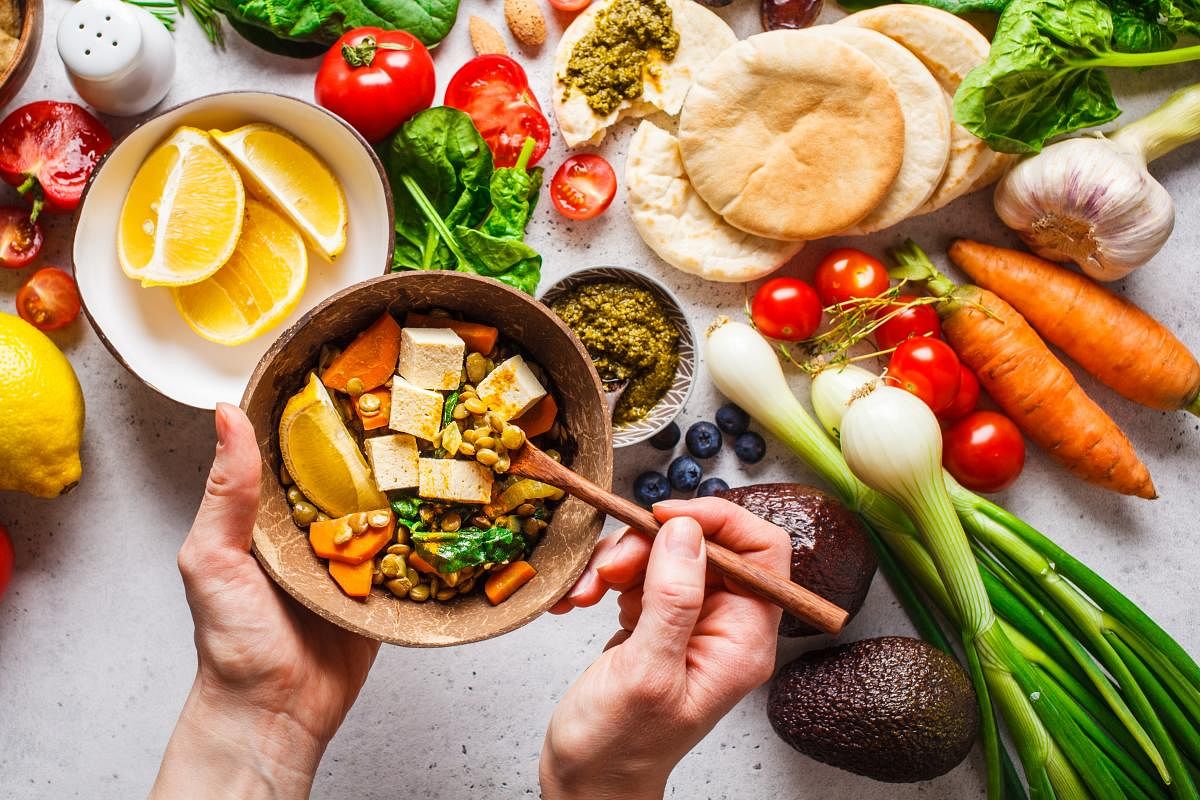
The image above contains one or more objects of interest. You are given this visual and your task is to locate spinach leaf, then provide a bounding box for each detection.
[412,526,528,573]
[441,390,460,430]
[838,0,1008,13]
[390,495,423,532]
[1108,0,1177,52]
[213,0,461,49]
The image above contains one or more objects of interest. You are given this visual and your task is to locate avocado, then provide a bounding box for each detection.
[718,484,876,636]
[768,637,979,783]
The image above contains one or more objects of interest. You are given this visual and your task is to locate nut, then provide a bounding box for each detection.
[469,15,508,56]
[504,0,546,47]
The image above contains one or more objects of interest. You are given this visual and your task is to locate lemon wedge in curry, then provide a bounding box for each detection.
[279,374,387,519]
[118,126,246,287]
[210,124,348,261]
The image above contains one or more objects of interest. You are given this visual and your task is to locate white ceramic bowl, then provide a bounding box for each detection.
[72,91,394,409]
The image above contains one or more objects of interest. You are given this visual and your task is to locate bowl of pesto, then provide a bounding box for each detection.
[540,267,695,448]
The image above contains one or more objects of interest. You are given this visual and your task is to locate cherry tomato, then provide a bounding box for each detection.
[549,0,592,9]
[887,337,961,414]
[0,524,11,602]
[550,154,616,221]
[445,55,551,168]
[0,102,112,218]
[943,411,1026,493]
[751,277,823,341]
[940,364,980,422]
[0,206,42,268]
[315,28,436,143]
[16,268,81,331]
[813,248,890,308]
[875,295,942,351]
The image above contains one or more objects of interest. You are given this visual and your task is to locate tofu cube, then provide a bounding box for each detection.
[364,434,419,492]
[389,376,444,441]
[418,458,494,504]
[397,327,465,390]
[476,355,547,421]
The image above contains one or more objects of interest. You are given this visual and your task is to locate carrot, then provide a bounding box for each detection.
[893,242,1155,499]
[322,313,402,393]
[329,559,373,599]
[484,561,537,605]
[407,551,437,574]
[405,312,498,354]
[309,513,395,564]
[949,239,1200,416]
[354,388,390,431]
[513,394,557,438]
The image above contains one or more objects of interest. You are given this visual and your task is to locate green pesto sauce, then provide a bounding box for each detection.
[563,0,680,116]
[551,282,680,425]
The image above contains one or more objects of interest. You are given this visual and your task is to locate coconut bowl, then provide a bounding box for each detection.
[0,0,42,110]
[241,271,613,647]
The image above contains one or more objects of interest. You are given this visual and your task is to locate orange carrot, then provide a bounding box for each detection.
[329,559,373,599]
[513,394,557,438]
[309,513,395,564]
[405,312,498,354]
[949,240,1200,416]
[895,243,1155,498]
[484,561,537,605]
[322,313,402,393]
[407,551,437,574]
[354,388,390,431]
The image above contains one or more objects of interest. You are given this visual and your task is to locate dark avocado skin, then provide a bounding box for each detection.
[768,636,979,783]
[718,484,877,636]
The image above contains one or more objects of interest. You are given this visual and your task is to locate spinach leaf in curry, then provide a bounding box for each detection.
[412,526,529,573]
[210,0,461,51]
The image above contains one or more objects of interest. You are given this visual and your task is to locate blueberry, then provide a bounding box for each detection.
[633,471,671,507]
[685,421,722,459]
[668,456,703,492]
[715,403,750,436]
[696,477,730,497]
[648,421,681,451]
[734,431,767,464]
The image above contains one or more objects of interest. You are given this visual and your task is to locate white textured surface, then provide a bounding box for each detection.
[3,2,1199,798]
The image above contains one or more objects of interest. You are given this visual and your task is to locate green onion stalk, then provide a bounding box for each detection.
[704,317,1200,800]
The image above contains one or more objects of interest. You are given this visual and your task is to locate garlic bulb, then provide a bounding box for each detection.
[994,81,1200,282]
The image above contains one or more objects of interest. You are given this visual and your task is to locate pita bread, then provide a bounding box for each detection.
[678,30,905,242]
[839,5,1005,214]
[815,26,950,235]
[626,121,804,282]
[552,0,737,148]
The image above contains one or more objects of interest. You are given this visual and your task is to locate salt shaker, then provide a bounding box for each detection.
[57,0,176,117]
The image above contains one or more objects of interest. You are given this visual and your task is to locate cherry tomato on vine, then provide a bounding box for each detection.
[813,248,890,308]
[550,154,616,220]
[0,207,42,268]
[16,268,81,331]
[943,411,1026,493]
[548,0,592,9]
[751,277,822,341]
[887,337,961,414]
[0,524,11,602]
[314,28,436,143]
[445,55,551,168]
[940,364,980,422]
[875,295,942,350]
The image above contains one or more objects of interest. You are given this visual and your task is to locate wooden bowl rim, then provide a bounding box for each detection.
[0,0,41,89]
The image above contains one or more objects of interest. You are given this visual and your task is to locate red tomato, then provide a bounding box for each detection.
[751,277,823,341]
[940,364,980,422]
[314,28,435,143]
[550,154,616,221]
[875,295,942,351]
[445,55,551,168]
[944,411,1026,493]
[17,268,81,331]
[549,0,592,8]
[888,337,961,414]
[0,206,42,268]
[813,248,890,308]
[0,524,11,602]
[0,102,112,218]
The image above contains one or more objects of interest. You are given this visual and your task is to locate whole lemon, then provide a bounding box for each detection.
[0,312,85,497]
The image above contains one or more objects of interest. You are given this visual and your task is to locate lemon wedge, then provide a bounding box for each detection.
[171,200,308,346]
[210,124,348,261]
[280,373,387,519]
[118,126,246,287]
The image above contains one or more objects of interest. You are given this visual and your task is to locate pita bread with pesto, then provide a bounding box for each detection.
[677,30,905,242]
[816,26,950,235]
[552,0,737,148]
[626,121,804,282]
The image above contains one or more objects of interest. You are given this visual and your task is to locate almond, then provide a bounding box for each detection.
[504,0,547,47]
[469,15,509,56]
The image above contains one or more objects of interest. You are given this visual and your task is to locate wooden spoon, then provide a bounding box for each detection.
[508,442,849,636]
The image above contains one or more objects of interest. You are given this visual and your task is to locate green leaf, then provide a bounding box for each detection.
[1108,0,1177,52]
[412,526,527,573]
[390,495,422,531]
[454,228,543,295]
[838,0,1008,12]
[441,390,460,430]
[212,0,461,48]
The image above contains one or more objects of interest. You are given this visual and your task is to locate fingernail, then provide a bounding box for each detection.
[214,403,230,447]
[664,518,702,559]
[653,499,687,510]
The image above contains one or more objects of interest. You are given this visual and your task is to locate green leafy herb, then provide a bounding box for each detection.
[412,526,528,573]
[441,390,460,430]
[207,0,460,52]
[838,0,1008,13]
[954,0,1200,153]
[390,495,423,532]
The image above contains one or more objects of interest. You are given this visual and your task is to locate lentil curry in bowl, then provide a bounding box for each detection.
[242,272,612,647]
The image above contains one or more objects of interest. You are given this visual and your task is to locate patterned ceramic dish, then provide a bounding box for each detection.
[539,267,696,448]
